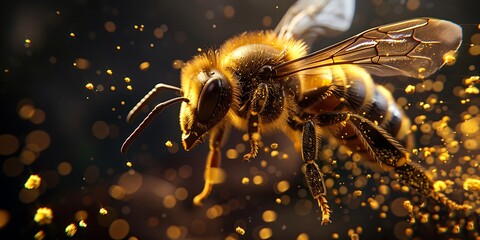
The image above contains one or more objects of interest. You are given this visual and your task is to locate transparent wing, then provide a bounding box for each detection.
[274,0,355,47]
[273,18,463,79]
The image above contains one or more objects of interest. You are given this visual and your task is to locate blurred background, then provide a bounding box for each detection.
[1,0,480,239]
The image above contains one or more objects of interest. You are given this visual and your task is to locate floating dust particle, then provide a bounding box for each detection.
[223,5,235,18]
[226,149,239,159]
[464,76,480,85]
[0,210,10,228]
[463,178,480,191]
[126,85,133,91]
[270,143,278,149]
[262,210,277,222]
[24,174,41,189]
[433,180,447,192]
[165,141,173,148]
[110,86,116,91]
[442,52,456,65]
[34,207,53,225]
[116,45,121,50]
[171,59,184,69]
[241,177,249,185]
[79,220,87,228]
[65,223,77,237]
[353,190,362,198]
[153,28,164,39]
[332,233,340,239]
[259,227,272,239]
[163,195,176,208]
[420,213,429,223]
[174,187,188,201]
[206,205,223,219]
[262,16,272,27]
[109,219,130,240]
[69,32,75,37]
[85,83,94,90]
[74,58,90,69]
[139,62,150,71]
[105,21,116,32]
[252,175,264,185]
[260,160,267,167]
[124,77,131,83]
[126,162,132,167]
[466,221,475,231]
[297,233,309,240]
[235,226,245,235]
[368,198,379,210]
[99,208,108,215]
[405,85,415,94]
[350,233,359,240]
[270,150,279,157]
[275,198,281,204]
[275,180,290,193]
[465,85,479,94]
[34,231,45,240]
[25,38,31,44]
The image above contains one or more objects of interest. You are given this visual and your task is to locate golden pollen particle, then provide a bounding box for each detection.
[34,207,53,225]
[85,83,94,90]
[353,190,362,197]
[464,76,480,85]
[65,223,77,237]
[463,178,480,191]
[106,69,113,75]
[79,220,87,228]
[405,85,415,94]
[443,53,456,64]
[24,174,41,189]
[433,180,447,192]
[126,162,132,167]
[165,141,173,148]
[139,62,150,71]
[235,226,245,235]
[126,85,133,91]
[241,177,250,185]
[34,231,45,240]
[99,208,108,215]
[270,143,278,149]
[124,77,131,83]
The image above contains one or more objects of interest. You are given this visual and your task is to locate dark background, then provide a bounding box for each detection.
[1,0,480,239]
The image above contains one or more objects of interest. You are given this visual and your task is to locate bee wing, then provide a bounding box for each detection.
[274,18,462,79]
[274,0,355,46]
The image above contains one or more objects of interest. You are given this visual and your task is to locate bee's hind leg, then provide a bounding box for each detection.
[316,112,472,211]
[301,120,331,225]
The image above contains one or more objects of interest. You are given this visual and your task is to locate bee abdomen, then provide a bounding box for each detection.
[294,65,413,153]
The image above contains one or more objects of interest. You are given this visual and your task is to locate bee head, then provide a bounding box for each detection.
[179,58,233,151]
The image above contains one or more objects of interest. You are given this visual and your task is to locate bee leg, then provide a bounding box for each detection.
[243,83,269,161]
[193,126,228,206]
[302,120,331,225]
[316,112,472,211]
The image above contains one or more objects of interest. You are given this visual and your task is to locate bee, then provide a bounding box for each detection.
[121,1,471,224]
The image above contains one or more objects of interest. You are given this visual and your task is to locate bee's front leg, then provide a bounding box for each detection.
[243,83,269,161]
[301,120,331,225]
[193,126,228,206]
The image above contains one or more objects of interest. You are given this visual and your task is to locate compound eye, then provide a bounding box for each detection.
[197,77,222,123]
